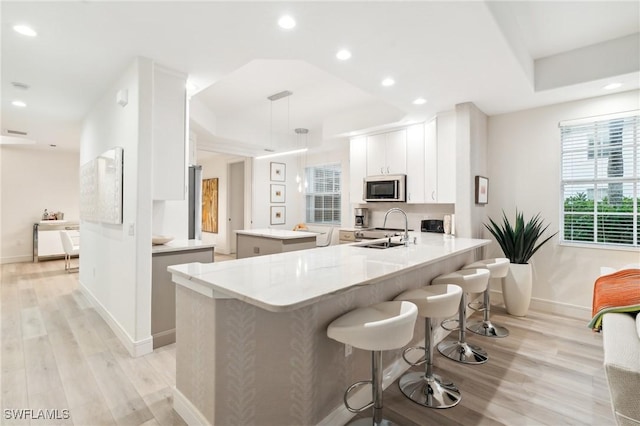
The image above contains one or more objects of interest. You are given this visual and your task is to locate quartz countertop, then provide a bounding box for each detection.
[169,233,489,312]
[152,239,216,255]
[235,228,319,239]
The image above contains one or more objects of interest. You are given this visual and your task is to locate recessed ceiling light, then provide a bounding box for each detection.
[603,82,622,90]
[13,25,37,37]
[413,97,427,105]
[12,100,27,107]
[336,49,352,61]
[381,77,395,87]
[278,15,296,30]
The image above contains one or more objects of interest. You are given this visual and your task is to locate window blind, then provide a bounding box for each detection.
[560,111,639,247]
[305,163,341,224]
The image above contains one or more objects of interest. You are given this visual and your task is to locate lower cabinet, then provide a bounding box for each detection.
[151,247,214,349]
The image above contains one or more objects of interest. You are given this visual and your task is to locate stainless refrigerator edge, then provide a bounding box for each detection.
[188,165,202,240]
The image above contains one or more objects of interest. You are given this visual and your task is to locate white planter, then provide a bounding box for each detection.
[502,263,532,317]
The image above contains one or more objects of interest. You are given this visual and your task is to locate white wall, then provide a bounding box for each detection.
[78,58,154,356]
[487,90,640,319]
[0,147,80,263]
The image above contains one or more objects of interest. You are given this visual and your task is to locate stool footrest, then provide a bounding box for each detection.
[344,380,373,413]
[401,346,427,366]
[440,318,459,332]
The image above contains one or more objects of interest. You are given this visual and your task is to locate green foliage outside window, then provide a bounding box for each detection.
[563,192,637,245]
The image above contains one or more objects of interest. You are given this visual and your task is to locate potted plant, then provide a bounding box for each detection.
[484,210,557,316]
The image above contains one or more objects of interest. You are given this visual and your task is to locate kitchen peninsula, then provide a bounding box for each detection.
[168,233,489,426]
[236,228,318,259]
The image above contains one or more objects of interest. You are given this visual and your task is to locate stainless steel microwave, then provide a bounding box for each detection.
[364,174,406,202]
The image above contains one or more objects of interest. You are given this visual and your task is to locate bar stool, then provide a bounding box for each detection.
[327,301,418,426]
[433,269,491,364]
[394,284,463,408]
[462,258,510,338]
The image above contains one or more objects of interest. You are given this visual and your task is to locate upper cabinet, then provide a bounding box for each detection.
[152,64,188,200]
[349,136,367,204]
[435,112,456,204]
[366,129,407,176]
[406,124,425,204]
[348,115,455,205]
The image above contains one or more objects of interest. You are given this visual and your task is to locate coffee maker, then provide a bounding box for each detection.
[354,208,369,228]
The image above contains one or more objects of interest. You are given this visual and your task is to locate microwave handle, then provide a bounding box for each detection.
[395,180,399,198]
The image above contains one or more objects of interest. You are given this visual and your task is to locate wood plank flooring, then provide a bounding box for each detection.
[1,259,613,425]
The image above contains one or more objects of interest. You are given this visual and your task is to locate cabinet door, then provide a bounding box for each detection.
[436,112,456,203]
[385,129,407,174]
[152,65,187,200]
[38,230,64,256]
[349,136,367,204]
[406,124,425,204]
[424,119,438,202]
[366,133,387,176]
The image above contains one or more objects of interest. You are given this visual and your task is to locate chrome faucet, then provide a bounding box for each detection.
[383,208,410,244]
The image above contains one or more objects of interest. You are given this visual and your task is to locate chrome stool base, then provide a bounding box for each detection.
[467,320,509,338]
[348,417,398,426]
[399,371,461,409]
[437,338,488,365]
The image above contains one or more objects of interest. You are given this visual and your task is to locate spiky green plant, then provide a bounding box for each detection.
[484,210,557,264]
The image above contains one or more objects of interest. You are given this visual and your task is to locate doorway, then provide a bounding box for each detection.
[228,161,245,254]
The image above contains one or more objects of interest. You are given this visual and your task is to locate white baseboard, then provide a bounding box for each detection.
[79,280,153,357]
[173,387,211,426]
[490,290,591,321]
[1,255,33,264]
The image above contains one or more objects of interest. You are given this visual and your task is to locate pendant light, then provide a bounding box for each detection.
[295,128,309,192]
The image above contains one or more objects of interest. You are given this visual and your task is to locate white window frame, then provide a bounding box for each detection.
[304,163,341,225]
[559,110,639,250]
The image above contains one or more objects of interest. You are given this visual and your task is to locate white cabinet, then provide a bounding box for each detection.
[152,64,188,200]
[366,129,406,176]
[406,124,425,204]
[424,118,438,202]
[435,112,456,203]
[349,136,367,204]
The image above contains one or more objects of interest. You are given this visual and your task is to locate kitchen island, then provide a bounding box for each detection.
[169,233,489,426]
[236,228,318,259]
[151,239,215,348]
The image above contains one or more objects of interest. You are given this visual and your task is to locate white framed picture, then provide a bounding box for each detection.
[270,184,285,203]
[270,206,286,225]
[270,162,286,181]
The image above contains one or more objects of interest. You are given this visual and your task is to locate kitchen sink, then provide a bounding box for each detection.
[356,240,406,249]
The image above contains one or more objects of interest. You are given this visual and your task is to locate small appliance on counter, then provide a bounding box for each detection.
[354,208,369,228]
[421,219,444,233]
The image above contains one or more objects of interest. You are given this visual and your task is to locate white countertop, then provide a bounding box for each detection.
[152,239,216,254]
[169,233,489,312]
[235,228,318,239]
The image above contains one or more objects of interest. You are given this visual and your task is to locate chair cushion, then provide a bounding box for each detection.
[432,268,490,293]
[327,301,418,351]
[463,258,510,279]
[395,284,462,318]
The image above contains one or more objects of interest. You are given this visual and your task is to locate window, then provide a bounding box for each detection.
[560,111,639,248]
[305,163,341,224]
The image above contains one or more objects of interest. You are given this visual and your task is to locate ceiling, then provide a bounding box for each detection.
[1,1,638,155]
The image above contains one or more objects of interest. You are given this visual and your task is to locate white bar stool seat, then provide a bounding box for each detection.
[327,301,418,426]
[432,268,490,364]
[395,284,463,408]
[462,258,510,338]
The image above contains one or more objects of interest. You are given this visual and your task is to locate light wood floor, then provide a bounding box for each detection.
[1,259,613,426]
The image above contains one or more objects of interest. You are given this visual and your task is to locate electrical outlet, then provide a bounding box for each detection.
[345,344,352,357]
[128,223,135,236]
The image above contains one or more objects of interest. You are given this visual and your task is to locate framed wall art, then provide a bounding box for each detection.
[475,176,489,204]
[270,184,286,203]
[270,206,286,225]
[202,178,219,233]
[270,162,286,181]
